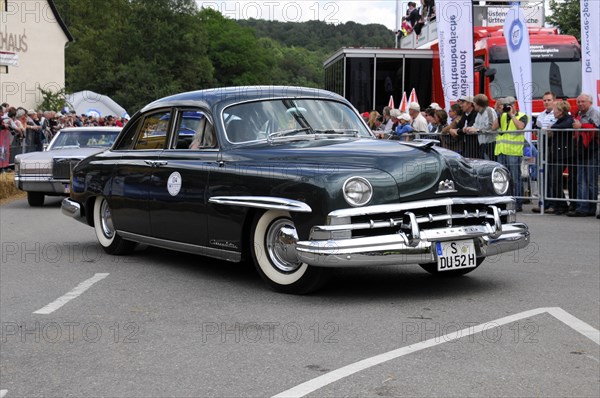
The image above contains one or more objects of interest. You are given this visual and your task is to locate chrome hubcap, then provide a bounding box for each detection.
[266,218,301,273]
[100,200,115,239]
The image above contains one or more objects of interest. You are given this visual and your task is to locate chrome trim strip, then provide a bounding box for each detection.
[14,175,53,180]
[209,196,312,213]
[118,231,241,263]
[15,175,68,182]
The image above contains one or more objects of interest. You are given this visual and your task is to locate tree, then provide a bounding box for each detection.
[54,1,397,112]
[547,0,580,41]
[38,88,69,112]
[55,0,213,113]
[197,9,275,87]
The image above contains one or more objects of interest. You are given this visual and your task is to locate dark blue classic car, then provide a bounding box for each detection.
[62,86,529,293]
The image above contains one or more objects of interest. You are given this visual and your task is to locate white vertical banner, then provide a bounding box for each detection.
[436,0,475,110]
[503,5,532,132]
[580,0,600,107]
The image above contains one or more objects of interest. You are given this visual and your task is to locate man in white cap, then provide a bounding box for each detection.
[408,102,427,135]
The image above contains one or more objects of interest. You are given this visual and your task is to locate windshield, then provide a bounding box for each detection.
[489,60,582,100]
[49,130,120,150]
[223,99,372,143]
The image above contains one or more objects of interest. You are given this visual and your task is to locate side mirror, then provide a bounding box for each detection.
[485,68,497,83]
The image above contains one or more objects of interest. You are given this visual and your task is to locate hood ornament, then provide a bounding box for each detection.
[436,179,457,194]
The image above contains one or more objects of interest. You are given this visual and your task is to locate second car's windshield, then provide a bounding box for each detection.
[224,99,371,143]
[50,130,119,150]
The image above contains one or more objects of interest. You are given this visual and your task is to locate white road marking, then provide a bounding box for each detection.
[33,273,109,315]
[546,307,600,345]
[272,307,600,398]
[0,389,8,398]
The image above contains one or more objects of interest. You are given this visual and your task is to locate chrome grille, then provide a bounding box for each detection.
[52,158,80,180]
[350,202,510,238]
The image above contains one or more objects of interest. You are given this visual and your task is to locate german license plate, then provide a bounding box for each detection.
[63,184,70,194]
[435,241,477,271]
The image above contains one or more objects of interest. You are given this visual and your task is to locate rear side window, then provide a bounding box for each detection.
[171,109,216,150]
[134,111,171,150]
[113,111,172,151]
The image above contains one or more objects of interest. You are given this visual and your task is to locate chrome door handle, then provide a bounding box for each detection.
[144,160,168,167]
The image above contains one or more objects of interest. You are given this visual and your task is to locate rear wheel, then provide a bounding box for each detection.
[419,258,485,276]
[27,192,45,207]
[93,196,136,255]
[251,210,327,294]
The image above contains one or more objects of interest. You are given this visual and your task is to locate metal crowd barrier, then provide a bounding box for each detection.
[0,131,44,166]
[384,128,599,216]
[539,128,600,215]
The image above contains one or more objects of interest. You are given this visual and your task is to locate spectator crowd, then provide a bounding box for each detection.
[1,102,128,169]
[362,91,600,218]
[399,0,436,38]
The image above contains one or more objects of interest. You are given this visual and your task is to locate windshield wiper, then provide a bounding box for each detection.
[313,129,359,137]
[267,127,313,142]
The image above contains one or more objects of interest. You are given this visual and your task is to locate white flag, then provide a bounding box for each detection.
[436,0,475,110]
[503,5,532,132]
[580,0,600,107]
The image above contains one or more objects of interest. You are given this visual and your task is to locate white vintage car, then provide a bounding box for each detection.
[14,127,121,206]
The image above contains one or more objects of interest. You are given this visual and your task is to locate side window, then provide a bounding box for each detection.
[113,119,142,150]
[133,111,171,150]
[172,109,216,150]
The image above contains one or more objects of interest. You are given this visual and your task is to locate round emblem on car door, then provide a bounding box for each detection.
[167,172,182,196]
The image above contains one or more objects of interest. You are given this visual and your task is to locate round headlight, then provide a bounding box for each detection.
[343,177,373,207]
[492,167,510,195]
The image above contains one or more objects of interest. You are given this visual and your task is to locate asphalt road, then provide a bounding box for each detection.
[1,197,599,397]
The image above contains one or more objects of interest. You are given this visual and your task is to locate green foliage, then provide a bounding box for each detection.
[55,0,213,113]
[198,8,275,87]
[238,19,394,52]
[547,0,580,41]
[54,1,395,113]
[38,87,69,111]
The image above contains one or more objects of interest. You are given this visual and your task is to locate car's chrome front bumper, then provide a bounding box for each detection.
[296,223,529,267]
[295,196,529,267]
[14,175,70,194]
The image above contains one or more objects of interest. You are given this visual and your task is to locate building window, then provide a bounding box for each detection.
[0,66,7,74]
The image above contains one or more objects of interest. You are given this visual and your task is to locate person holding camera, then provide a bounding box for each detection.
[492,96,529,212]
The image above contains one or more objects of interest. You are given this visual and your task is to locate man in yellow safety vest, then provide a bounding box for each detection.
[492,96,529,211]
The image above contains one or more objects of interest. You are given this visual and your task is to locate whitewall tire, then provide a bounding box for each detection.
[93,196,135,255]
[251,210,326,294]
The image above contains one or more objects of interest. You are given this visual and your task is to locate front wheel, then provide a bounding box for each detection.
[93,196,136,255]
[419,258,485,276]
[251,210,327,294]
[27,192,45,207]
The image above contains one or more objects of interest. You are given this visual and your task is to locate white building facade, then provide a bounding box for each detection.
[0,0,73,109]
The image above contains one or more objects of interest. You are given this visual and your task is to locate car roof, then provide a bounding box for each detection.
[58,127,122,133]
[140,86,346,114]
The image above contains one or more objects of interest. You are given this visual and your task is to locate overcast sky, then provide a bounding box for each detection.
[195,1,554,31]
[196,1,400,30]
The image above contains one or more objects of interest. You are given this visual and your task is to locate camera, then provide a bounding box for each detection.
[503,104,512,113]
